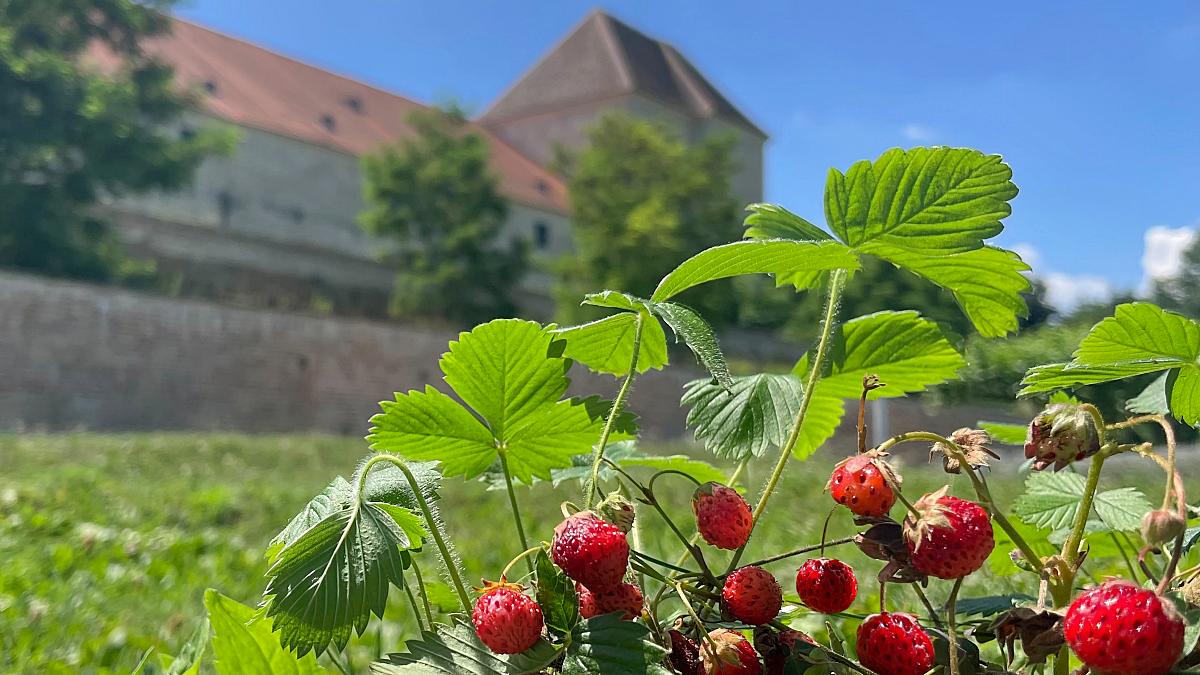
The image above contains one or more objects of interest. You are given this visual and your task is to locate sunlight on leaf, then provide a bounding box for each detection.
[205,590,323,674]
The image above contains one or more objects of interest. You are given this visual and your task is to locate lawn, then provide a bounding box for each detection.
[0,433,1187,673]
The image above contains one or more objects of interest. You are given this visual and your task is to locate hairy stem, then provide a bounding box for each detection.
[361,454,472,611]
[1062,451,1110,567]
[409,559,436,629]
[946,577,964,675]
[729,268,848,571]
[585,312,644,508]
[498,452,533,573]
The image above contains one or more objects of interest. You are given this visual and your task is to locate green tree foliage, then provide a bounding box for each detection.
[1153,233,1200,316]
[554,112,742,325]
[0,0,230,281]
[360,106,526,324]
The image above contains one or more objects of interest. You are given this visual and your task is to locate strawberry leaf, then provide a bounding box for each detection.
[977,421,1028,445]
[649,300,733,388]
[651,239,859,299]
[743,202,834,241]
[373,617,559,674]
[1013,472,1151,533]
[561,615,672,675]
[681,373,804,460]
[205,590,323,674]
[552,311,669,376]
[535,550,578,637]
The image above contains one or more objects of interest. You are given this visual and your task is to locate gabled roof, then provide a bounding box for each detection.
[87,20,569,215]
[481,10,766,139]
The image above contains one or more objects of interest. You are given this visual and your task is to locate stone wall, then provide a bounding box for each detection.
[0,271,1021,450]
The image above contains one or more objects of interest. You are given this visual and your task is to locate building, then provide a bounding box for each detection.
[97,10,765,317]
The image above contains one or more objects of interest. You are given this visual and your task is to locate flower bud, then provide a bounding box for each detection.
[1024,403,1100,471]
[1140,509,1186,548]
[597,492,636,533]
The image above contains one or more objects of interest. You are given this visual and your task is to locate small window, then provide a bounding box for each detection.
[345,96,363,113]
[180,126,196,141]
[217,190,234,229]
[533,221,550,250]
[203,79,218,95]
[535,179,549,194]
[319,114,336,132]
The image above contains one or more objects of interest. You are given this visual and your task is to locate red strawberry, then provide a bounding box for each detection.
[471,579,544,655]
[755,626,816,675]
[902,487,994,579]
[795,558,857,614]
[856,612,934,675]
[576,582,598,618]
[827,453,897,518]
[669,629,703,675]
[702,629,762,675]
[551,510,629,590]
[693,482,753,550]
[722,566,782,625]
[593,581,644,620]
[1064,580,1184,675]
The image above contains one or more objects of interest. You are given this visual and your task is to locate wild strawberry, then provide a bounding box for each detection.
[795,558,857,614]
[722,566,782,625]
[692,482,753,549]
[1024,402,1100,471]
[827,453,897,518]
[597,491,637,533]
[669,629,703,675]
[902,487,994,579]
[755,626,816,675]
[471,579,544,655]
[1064,580,1184,675]
[702,629,762,675]
[855,612,934,675]
[551,510,629,590]
[576,582,598,618]
[1142,508,1187,548]
[594,581,643,620]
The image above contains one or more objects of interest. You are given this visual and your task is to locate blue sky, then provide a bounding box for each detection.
[176,1,1200,310]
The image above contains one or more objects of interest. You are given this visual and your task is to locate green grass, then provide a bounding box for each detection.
[0,433,1188,673]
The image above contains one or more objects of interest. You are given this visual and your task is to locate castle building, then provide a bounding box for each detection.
[97,10,765,317]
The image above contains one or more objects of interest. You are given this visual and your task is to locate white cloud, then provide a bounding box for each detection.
[1043,273,1113,312]
[1010,242,1040,271]
[901,123,937,142]
[1140,225,1196,294]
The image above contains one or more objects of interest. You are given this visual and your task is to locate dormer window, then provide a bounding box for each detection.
[203,79,218,95]
[345,96,363,113]
[319,114,336,132]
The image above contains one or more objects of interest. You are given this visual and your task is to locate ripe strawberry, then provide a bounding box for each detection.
[576,582,598,618]
[1064,580,1184,675]
[669,629,703,675]
[692,482,753,549]
[902,487,994,579]
[855,612,934,675]
[795,558,857,614]
[471,579,544,655]
[551,510,629,590]
[722,566,782,625]
[702,629,762,675]
[827,453,897,518]
[594,581,643,620]
[755,626,816,675]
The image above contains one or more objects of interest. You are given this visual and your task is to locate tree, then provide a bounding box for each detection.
[1153,233,1200,316]
[554,112,742,324]
[360,106,526,324]
[0,0,230,281]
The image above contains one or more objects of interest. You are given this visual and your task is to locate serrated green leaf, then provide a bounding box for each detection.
[1128,372,1171,415]
[682,373,804,460]
[1013,472,1151,533]
[1168,366,1200,425]
[816,310,966,399]
[561,614,672,675]
[651,239,859,300]
[161,618,208,675]
[1075,303,1200,365]
[270,476,355,556]
[744,203,834,241]
[536,550,578,636]
[955,593,1036,617]
[552,312,669,376]
[440,319,570,440]
[792,385,847,460]
[824,147,1016,255]
[205,590,324,675]
[503,398,617,484]
[263,495,424,655]
[977,421,1028,446]
[871,245,1030,338]
[582,290,652,313]
[372,618,559,674]
[649,301,733,388]
[369,386,498,480]
[1019,361,1183,396]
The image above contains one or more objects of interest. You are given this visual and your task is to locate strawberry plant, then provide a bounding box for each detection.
[176,146,1200,675]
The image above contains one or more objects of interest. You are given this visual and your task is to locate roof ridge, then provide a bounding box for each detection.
[593,11,635,94]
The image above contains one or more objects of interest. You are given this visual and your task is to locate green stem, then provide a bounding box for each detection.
[498,452,533,573]
[402,573,427,633]
[741,536,857,568]
[946,577,964,675]
[360,454,472,612]
[585,312,644,508]
[1062,451,1110,567]
[409,558,436,629]
[501,546,543,580]
[728,268,848,571]
[912,584,943,629]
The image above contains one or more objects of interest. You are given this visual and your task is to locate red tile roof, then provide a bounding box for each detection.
[89,19,569,215]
